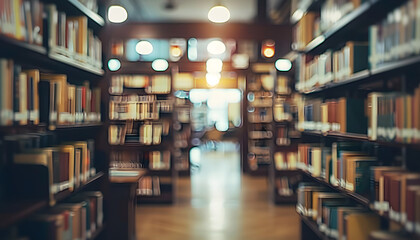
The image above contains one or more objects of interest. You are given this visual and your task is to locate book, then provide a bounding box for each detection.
[345,213,380,240]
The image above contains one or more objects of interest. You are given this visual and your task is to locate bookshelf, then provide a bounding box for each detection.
[104,39,178,204]
[291,0,420,239]
[244,68,276,176]
[0,0,107,239]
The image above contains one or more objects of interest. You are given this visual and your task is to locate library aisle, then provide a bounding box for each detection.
[136,143,300,240]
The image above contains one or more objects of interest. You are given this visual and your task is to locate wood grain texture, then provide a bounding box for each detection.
[136,149,300,240]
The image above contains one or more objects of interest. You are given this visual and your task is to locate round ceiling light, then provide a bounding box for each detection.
[207,40,226,55]
[136,41,153,55]
[275,59,292,71]
[108,5,128,23]
[208,5,230,23]
[206,58,223,73]
[152,59,169,71]
[108,59,121,71]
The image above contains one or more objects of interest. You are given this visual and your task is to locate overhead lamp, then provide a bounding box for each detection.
[152,59,169,71]
[108,59,121,71]
[206,58,223,73]
[206,72,221,87]
[208,4,230,23]
[170,45,182,58]
[136,40,153,55]
[275,59,292,71]
[207,40,226,55]
[108,5,128,23]
[262,40,275,58]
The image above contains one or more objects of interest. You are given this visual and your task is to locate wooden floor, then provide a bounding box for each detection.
[136,146,301,240]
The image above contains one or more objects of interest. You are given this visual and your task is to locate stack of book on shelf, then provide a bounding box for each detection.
[298,142,375,192]
[6,191,104,240]
[369,0,420,70]
[275,75,291,95]
[174,126,191,148]
[297,97,367,134]
[3,133,96,206]
[249,123,273,140]
[295,41,368,92]
[367,89,420,143]
[109,95,159,121]
[110,150,171,171]
[0,60,40,126]
[110,75,171,95]
[297,183,381,240]
[293,0,365,52]
[0,0,44,45]
[137,176,161,196]
[276,175,301,197]
[108,121,169,145]
[46,4,102,69]
[274,151,298,170]
[273,96,293,122]
[0,61,101,129]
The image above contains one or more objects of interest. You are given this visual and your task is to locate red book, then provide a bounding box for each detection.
[81,86,86,113]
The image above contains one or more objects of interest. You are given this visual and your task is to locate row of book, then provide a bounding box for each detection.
[109,95,160,121]
[46,4,102,69]
[369,0,420,70]
[367,89,420,143]
[4,133,96,206]
[292,0,364,51]
[248,107,273,123]
[108,122,166,145]
[0,60,101,128]
[275,174,301,197]
[110,75,172,95]
[273,97,293,122]
[297,142,374,194]
[295,42,368,92]
[249,123,273,139]
[137,176,161,196]
[297,97,367,134]
[247,91,273,107]
[0,0,44,45]
[174,150,189,171]
[275,76,291,95]
[174,126,191,148]
[274,151,298,170]
[9,191,103,240]
[297,183,382,240]
[110,150,171,171]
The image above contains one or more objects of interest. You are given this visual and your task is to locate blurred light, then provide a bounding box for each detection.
[108,59,121,71]
[206,58,223,73]
[232,54,249,69]
[108,5,128,23]
[135,41,153,55]
[170,45,182,57]
[275,59,292,71]
[262,40,275,58]
[152,59,169,71]
[207,40,226,55]
[188,38,198,61]
[190,89,209,103]
[206,72,221,87]
[215,121,229,131]
[226,89,241,103]
[208,5,230,23]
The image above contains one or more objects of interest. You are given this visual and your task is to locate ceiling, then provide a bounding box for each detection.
[110,0,289,23]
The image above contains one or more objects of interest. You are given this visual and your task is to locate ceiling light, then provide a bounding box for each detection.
[275,59,292,71]
[108,59,121,71]
[152,59,169,71]
[262,40,275,58]
[170,45,182,58]
[207,40,226,55]
[208,5,230,23]
[206,58,223,73]
[108,5,128,23]
[136,41,153,55]
[206,72,221,87]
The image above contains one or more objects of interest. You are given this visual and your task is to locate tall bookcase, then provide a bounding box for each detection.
[104,39,177,204]
[0,0,107,239]
[290,0,420,239]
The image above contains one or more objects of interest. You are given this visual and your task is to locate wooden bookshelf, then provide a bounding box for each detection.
[300,0,408,55]
[0,172,105,229]
[290,0,323,24]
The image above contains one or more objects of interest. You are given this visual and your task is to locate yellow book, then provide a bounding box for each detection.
[346,213,380,240]
[60,145,75,192]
